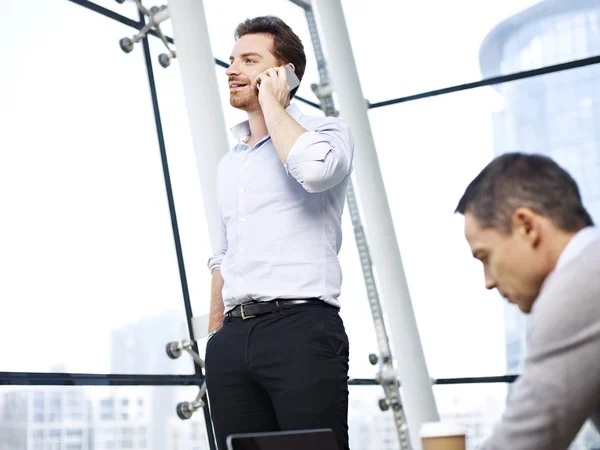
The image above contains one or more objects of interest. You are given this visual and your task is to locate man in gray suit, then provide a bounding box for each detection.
[455,152,600,449]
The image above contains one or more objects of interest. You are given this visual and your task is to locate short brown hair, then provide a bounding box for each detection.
[234,16,306,99]
[455,152,593,233]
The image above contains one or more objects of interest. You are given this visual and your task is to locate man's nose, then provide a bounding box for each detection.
[226,63,239,77]
[485,274,497,290]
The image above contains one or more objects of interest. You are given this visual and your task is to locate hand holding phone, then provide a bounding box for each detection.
[257,64,300,91]
[256,64,300,110]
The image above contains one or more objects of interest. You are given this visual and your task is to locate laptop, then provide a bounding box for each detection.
[226,428,339,450]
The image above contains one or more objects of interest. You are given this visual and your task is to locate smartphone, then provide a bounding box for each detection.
[257,64,300,91]
[285,64,301,91]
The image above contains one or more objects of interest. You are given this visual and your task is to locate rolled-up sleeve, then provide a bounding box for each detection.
[284,118,354,193]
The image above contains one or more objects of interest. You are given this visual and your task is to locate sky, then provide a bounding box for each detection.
[0,0,542,383]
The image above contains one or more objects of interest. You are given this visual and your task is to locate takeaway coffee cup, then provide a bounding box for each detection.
[420,421,467,450]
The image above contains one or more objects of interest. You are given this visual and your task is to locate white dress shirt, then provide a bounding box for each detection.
[207,104,354,313]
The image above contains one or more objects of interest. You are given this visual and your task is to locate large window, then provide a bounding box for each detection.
[0,0,195,376]
[2,0,600,449]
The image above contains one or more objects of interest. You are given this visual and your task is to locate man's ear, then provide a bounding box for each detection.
[511,207,541,247]
[286,63,296,72]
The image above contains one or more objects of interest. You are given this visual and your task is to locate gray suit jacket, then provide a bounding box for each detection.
[481,238,600,449]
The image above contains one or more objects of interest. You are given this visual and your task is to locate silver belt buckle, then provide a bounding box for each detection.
[240,304,256,320]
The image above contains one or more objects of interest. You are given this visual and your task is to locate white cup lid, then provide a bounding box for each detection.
[420,421,467,438]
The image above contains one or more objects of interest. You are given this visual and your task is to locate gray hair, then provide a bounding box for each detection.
[455,153,593,233]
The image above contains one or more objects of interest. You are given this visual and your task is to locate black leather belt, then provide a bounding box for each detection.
[227,298,321,320]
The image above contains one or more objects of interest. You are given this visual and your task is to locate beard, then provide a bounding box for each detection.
[229,86,260,111]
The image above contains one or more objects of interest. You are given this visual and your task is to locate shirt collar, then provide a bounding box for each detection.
[230,103,304,144]
[555,226,600,271]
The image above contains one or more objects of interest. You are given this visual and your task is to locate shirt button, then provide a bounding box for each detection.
[239,188,245,194]
[237,277,243,283]
[243,161,250,167]
[239,248,245,253]
[240,217,246,223]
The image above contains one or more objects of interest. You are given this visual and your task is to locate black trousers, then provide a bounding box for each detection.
[205,301,350,450]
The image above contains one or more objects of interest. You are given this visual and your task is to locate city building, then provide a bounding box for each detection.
[110,309,197,449]
[348,390,399,450]
[91,390,153,450]
[165,414,210,450]
[0,387,92,450]
[480,0,600,226]
[0,310,195,450]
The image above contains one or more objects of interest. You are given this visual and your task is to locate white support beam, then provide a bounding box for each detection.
[168,0,229,252]
[312,1,440,447]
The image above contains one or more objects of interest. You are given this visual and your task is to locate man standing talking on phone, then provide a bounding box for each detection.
[204,16,354,450]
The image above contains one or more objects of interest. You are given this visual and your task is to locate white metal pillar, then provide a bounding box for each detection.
[167,0,229,252]
[312,1,440,447]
